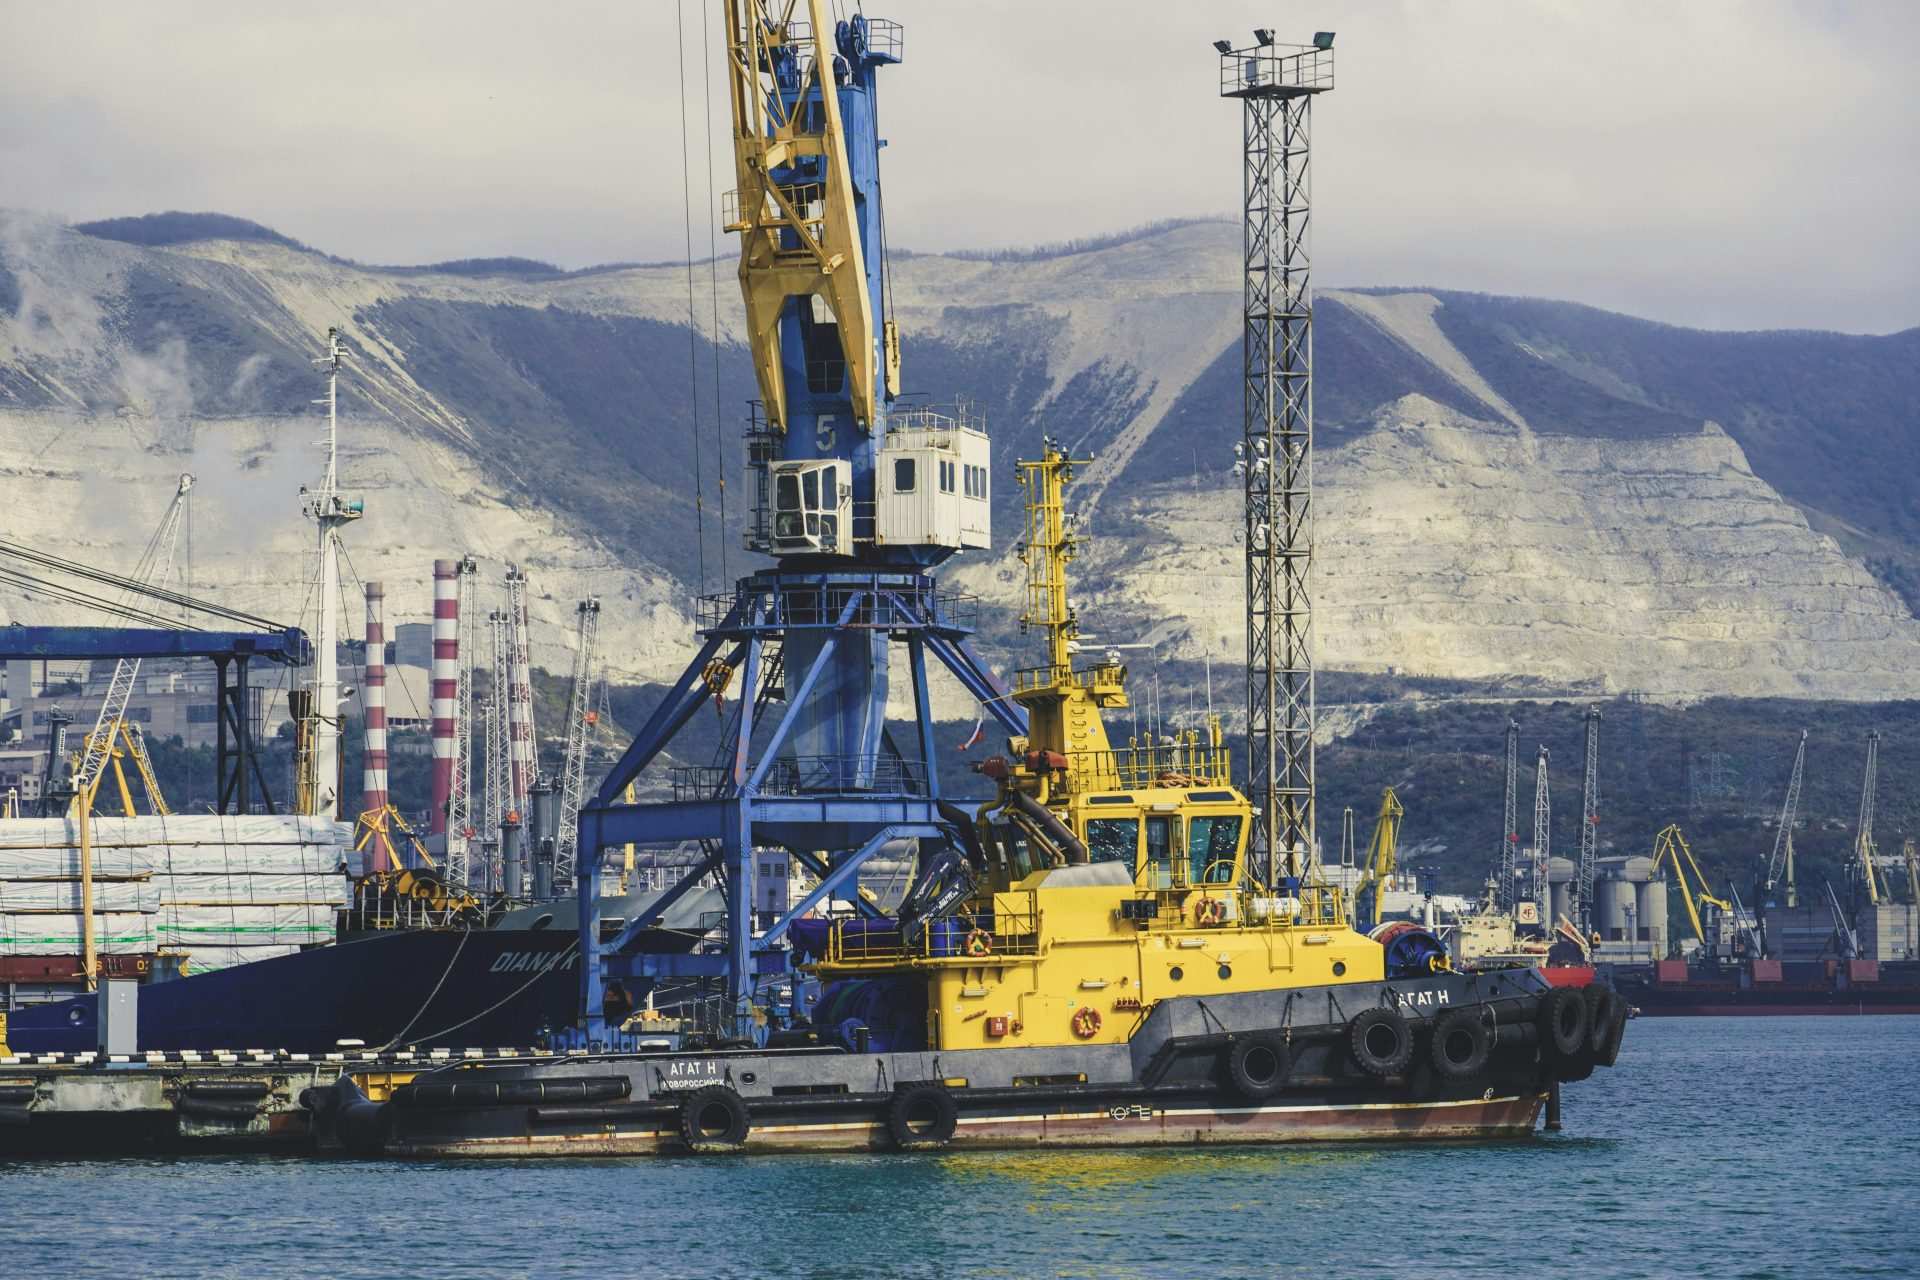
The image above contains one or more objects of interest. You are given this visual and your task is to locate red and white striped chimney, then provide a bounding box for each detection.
[429,558,459,836]
[361,580,393,872]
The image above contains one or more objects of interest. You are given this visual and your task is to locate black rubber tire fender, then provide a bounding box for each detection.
[678,1086,750,1152]
[1225,1034,1292,1100]
[1348,1008,1415,1077]
[1428,1008,1492,1080]
[1597,999,1629,1068]
[887,1084,958,1150]
[1538,986,1589,1059]
[1582,985,1619,1056]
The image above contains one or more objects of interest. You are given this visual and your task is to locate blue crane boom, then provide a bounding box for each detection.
[0,626,311,665]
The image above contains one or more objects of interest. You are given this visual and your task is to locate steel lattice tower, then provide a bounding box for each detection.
[1531,746,1551,926]
[554,597,601,893]
[1577,707,1601,933]
[1220,35,1332,883]
[1499,717,1519,911]
[444,556,479,888]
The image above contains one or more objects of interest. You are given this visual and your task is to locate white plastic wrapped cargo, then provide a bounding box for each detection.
[0,814,352,967]
[0,912,157,954]
[155,902,335,949]
[0,880,160,913]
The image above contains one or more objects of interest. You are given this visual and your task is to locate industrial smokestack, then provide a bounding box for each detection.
[429,558,459,837]
[361,581,393,872]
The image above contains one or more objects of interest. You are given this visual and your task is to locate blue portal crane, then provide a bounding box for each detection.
[569,3,1023,1045]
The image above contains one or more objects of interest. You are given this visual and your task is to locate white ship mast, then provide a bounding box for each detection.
[300,327,362,819]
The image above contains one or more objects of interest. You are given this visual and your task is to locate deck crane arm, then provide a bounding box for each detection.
[72,474,194,809]
[554,598,602,892]
[725,0,891,432]
[1904,839,1920,908]
[1352,786,1402,931]
[1650,823,1731,952]
[1764,730,1808,908]
[1853,731,1883,906]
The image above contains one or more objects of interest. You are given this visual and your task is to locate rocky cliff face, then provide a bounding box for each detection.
[1039,396,1920,699]
[4,211,1918,701]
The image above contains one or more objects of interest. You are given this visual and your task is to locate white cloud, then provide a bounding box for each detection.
[0,1,1913,332]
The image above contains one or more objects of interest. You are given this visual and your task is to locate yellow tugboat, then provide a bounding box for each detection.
[331,446,1627,1158]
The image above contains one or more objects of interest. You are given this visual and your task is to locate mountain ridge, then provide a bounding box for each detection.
[5,209,1919,703]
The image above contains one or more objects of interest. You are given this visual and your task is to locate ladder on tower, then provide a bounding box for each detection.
[1577,707,1601,935]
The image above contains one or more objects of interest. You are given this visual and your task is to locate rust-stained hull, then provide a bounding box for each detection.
[383,1093,1544,1159]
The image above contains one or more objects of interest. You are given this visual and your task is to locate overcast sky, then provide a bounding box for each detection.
[3,2,1915,333]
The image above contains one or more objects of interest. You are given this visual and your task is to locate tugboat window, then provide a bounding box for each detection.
[1188,815,1243,883]
[1145,815,1173,882]
[894,458,916,492]
[1084,817,1139,865]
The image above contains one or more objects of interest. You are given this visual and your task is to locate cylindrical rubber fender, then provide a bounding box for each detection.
[1225,1034,1292,1100]
[182,1080,270,1100]
[1429,1009,1492,1080]
[1348,1008,1414,1077]
[1494,1021,1539,1050]
[175,1096,263,1120]
[0,1105,31,1128]
[1538,987,1590,1058]
[0,1085,37,1106]
[678,1085,750,1151]
[887,1083,958,1150]
[1582,985,1619,1056]
[394,1075,631,1109]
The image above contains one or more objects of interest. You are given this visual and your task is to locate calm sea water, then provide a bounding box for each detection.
[2,1017,1915,1280]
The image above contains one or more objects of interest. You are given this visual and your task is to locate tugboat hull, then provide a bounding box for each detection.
[324,968,1612,1158]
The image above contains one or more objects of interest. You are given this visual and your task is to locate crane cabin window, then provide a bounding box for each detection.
[774,473,803,540]
[939,459,955,493]
[894,458,917,493]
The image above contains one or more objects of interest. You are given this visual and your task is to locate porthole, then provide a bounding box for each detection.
[1332,961,1347,977]
[1217,964,1232,980]
[1169,966,1184,982]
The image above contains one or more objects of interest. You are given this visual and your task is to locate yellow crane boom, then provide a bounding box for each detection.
[1651,823,1730,951]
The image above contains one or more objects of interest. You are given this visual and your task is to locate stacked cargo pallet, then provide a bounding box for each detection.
[0,815,352,974]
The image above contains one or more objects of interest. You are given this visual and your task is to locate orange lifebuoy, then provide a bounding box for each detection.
[1194,896,1227,926]
[963,929,994,958]
[1071,1006,1102,1040]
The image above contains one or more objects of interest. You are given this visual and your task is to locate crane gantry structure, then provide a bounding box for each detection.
[554,597,601,894]
[567,2,1023,1044]
[1220,32,1333,885]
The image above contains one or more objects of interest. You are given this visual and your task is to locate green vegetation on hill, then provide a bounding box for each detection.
[74,212,309,252]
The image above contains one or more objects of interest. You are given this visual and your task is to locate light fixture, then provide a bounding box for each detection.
[1212,39,1233,54]
[1254,28,1275,47]
[1313,31,1335,50]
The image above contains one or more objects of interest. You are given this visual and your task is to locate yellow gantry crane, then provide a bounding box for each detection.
[1350,787,1403,931]
[1651,823,1732,952]
[723,0,895,432]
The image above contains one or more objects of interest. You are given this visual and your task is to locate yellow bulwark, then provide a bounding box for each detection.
[723,0,880,433]
[814,441,1394,1052]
